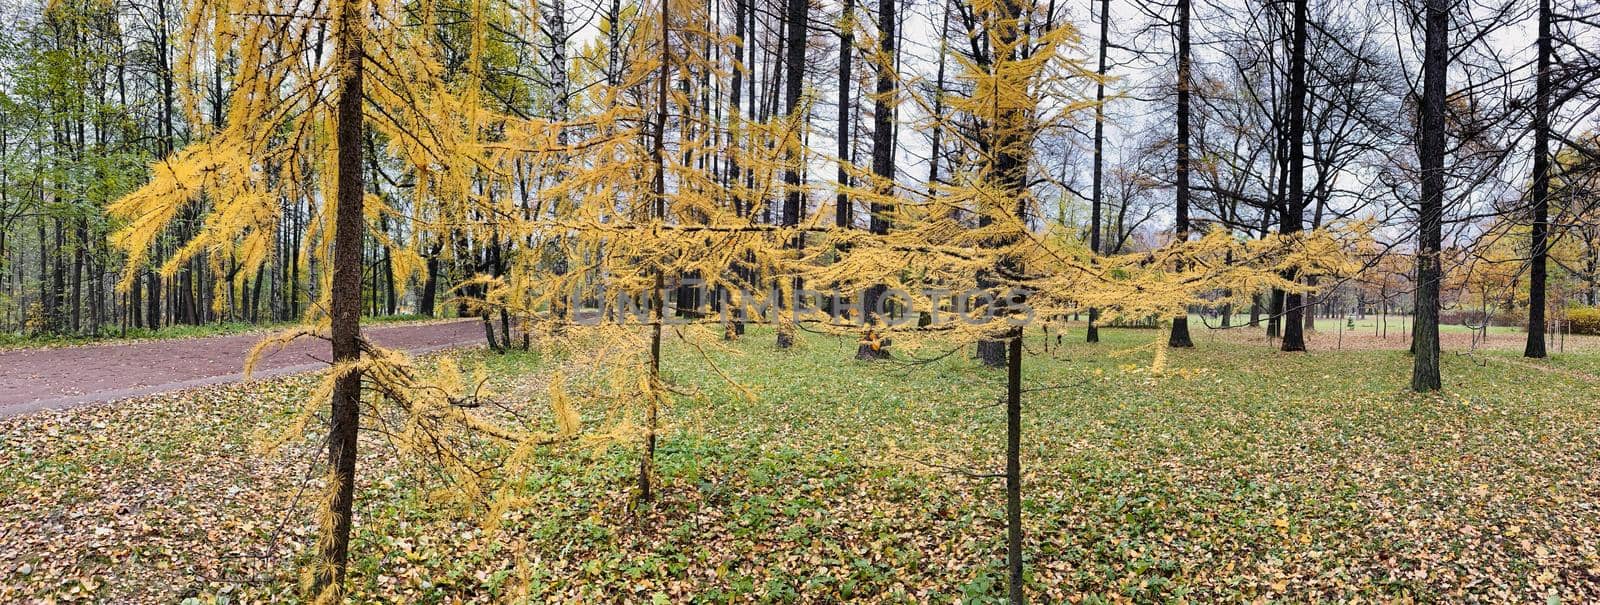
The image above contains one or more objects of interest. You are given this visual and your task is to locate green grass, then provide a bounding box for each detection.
[3,326,1599,603]
[1192,313,1524,336]
[0,312,443,349]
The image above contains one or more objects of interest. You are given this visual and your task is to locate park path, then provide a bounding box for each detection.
[0,320,483,418]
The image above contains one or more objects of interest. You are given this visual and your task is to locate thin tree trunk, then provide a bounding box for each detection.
[836,0,854,231]
[309,0,367,597]
[928,3,950,200]
[640,274,663,501]
[420,241,440,317]
[640,0,672,502]
[1087,0,1108,344]
[146,269,160,329]
[1004,328,1024,604]
[72,220,84,333]
[724,0,748,340]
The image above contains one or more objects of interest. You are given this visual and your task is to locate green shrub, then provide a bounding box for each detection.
[1570,307,1600,335]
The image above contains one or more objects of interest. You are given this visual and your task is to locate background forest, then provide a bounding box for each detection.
[2,0,1598,344]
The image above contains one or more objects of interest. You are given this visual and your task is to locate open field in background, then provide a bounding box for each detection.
[3,326,1600,603]
[1189,313,1525,336]
[0,313,448,352]
[1187,314,1600,355]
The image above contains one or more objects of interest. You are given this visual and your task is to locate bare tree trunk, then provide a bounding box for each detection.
[72,219,84,333]
[856,0,895,361]
[776,0,810,349]
[1280,0,1308,352]
[1268,288,1283,338]
[639,275,663,501]
[1524,0,1552,358]
[1087,0,1109,344]
[836,0,854,231]
[723,0,748,340]
[639,0,672,502]
[1004,328,1024,604]
[1168,0,1194,348]
[146,270,160,329]
[309,0,366,598]
[928,3,949,200]
[1412,0,1446,391]
[130,262,143,328]
[420,241,440,317]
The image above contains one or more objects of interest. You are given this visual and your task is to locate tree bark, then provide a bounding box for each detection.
[146,270,160,329]
[1004,327,1024,605]
[1168,0,1194,348]
[309,0,366,598]
[1412,0,1446,391]
[1524,0,1551,358]
[776,0,810,349]
[836,0,854,231]
[856,0,895,361]
[420,241,440,317]
[1087,0,1109,344]
[640,0,672,501]
[1280,0,1308,352]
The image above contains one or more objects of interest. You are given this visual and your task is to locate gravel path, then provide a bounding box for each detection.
[0,320,483,418]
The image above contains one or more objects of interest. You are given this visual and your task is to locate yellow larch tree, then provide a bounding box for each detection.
[103,0,578,599]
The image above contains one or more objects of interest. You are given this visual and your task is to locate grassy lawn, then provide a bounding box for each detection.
[0,313,445,350]
[3,327,1600,602]
[1192,313,1525,336]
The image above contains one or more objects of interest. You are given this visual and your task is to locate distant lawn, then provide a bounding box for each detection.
[3,326,1599,602]
[1187,313,1525,336]
[0,313,447,350]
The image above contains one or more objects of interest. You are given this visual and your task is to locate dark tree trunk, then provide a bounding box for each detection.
[383,244,396,316]
[1087,0,1109,344]
[928,4,949,200]
[309,0,366,598]
[130,266,143,329]
[640,0,672,501]
[146,270,160,329]
[776,0,809,349]
[1303,278,1317,332]
[250,266,265,323]
[1267,288,1283,338]
[856,0,895,361]
[420,244,440,317]
[976,0,1031,369]
[1280,0,1308,352]
[72,220,84,333]
[290,200,302,319]
[836,0,854,231]
[639,275,663,501]
[724,0,749,340]
[482,311,502,353]
[37,219,48,333]
[1168,0,1194,348]
[1412,0,1446,391]
[1004,327,1024,605]
[1524,0,1551,358]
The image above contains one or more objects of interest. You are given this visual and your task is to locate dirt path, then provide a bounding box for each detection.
[0,320,484,418]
